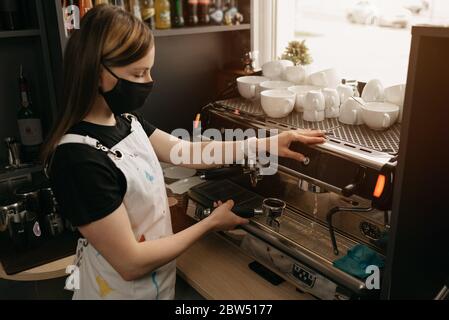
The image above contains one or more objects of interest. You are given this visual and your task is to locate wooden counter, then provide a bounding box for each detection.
[1,233,312,300]
[0,255,73,282]
[177,233,313,300]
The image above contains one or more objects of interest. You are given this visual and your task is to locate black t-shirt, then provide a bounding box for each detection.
[49,113,157,227]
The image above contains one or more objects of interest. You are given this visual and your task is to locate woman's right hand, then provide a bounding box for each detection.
[206,200,249,232]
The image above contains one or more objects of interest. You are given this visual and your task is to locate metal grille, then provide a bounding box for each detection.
[330,124,401,153]
[216,98,401,153]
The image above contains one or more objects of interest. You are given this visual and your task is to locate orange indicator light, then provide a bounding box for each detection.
[373,175,386,198]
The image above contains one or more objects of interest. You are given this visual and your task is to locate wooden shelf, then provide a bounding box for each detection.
[153,24,251,37]
[0,29,40,39]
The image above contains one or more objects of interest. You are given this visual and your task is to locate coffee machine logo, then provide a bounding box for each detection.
[63,5,80,31]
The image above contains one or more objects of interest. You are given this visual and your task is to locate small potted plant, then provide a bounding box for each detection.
[281,40,313,66]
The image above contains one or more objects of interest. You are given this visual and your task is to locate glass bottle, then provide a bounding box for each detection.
[198,0,209,25]
[170,0,184,28]
[155,0,171,29]
[17,66,43,162]
[184,0,198,26]
[140,0,155,29]
[209,0,223,25]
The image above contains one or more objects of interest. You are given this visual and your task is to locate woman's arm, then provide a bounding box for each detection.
[149,129,326,169]
[78,201,247,282]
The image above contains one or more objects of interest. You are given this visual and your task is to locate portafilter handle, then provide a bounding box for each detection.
[199,166,244,180]
[199,206,263,219]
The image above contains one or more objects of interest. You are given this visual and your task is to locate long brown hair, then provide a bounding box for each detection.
[41,5,154,164]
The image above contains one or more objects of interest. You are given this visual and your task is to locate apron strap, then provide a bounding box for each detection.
[58,134,100,148]
[121,113,142,133]
[58,134,123,159]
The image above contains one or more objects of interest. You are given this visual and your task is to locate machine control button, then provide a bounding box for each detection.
[360,221,382,240]
[302,157,311,166]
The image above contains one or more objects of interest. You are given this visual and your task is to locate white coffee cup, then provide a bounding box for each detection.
[260,89,295,119]
[287,85,322,112]
[322,88,340,118]
[337,84,354,105]
[262,60,294,80]
[304,90,325,112]
[362,79,385,102]
[260,80,294,92]
[384,84,406,123]
[303,110,325,122]
[307,68,340,88]
[362,102,400,130]
[339,97,365,125]
[237,76,270,100]
[284,65,307,84]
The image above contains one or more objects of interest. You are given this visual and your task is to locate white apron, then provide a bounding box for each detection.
[57,114,176,300]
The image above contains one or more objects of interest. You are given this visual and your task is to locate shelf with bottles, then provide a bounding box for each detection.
[60,0,250,40]
[152,23,249,37]
[140,0,251,35]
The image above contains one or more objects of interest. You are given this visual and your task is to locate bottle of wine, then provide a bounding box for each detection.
[17,66,43,163]
[140,0,155,29]
[170,0,184,28]
[198,0,209,25]
[184,0,198,26]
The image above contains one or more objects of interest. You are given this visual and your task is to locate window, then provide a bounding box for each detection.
[253,0,449,86]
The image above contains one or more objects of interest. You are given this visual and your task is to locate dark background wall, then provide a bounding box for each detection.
[144,30,250,133]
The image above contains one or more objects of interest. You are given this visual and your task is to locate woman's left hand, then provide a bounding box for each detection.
[275,129,326,162]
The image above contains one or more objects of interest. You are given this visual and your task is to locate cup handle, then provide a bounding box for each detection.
[352,109,358,125]
[298,95,305,108]
[282,98,292,110]
[250,84,256,98]
[331,96,340,108]
[332,105,340,115]
[383,114,391,128]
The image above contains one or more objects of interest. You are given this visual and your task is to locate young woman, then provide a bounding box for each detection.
[42,5,325,300]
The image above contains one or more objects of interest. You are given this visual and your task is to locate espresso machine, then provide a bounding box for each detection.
[186,97,398,300]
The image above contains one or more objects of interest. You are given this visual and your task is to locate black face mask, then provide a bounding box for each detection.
[100,64,154,115]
